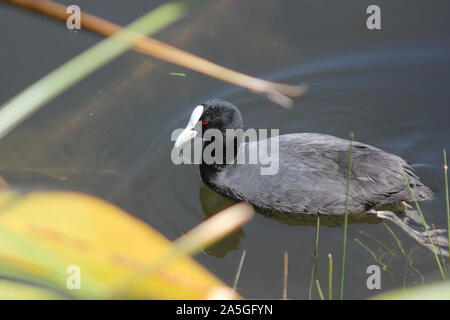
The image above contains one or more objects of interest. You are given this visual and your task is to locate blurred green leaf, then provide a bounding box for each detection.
[374,281,450,300]
[0,279,66,300]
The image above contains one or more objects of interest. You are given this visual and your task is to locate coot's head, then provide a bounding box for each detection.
[175,99,243,148]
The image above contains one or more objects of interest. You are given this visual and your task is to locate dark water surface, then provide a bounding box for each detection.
[1,0,449,299]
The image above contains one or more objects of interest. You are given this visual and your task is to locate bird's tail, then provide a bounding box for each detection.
[375,205,448,257]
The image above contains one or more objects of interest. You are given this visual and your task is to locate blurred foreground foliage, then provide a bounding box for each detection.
[375,281,450,300]
[0,190,240,299]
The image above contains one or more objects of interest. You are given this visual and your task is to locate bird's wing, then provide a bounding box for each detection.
[216,133,432,215]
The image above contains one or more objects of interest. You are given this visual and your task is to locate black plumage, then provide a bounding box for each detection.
[198,99,432,215]
[175,98,446,255]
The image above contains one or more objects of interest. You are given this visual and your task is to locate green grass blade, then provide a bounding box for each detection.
[316,279,325,300]
[381,224,423,282]
[328,253,333,300]
[339,133,354,300]
[399,165,446,280]
[308,216,320,299]
[232,249,246,291]
[444,150,450,264]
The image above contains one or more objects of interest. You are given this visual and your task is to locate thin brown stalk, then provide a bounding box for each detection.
[5,0,307,108]
[283,251,288,299]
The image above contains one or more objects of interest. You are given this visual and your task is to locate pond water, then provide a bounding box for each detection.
[1,0,449,299]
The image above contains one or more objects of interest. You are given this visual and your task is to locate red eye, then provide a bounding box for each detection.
[202,121,209,125]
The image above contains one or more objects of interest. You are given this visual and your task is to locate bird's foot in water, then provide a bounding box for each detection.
[401,202,424,225]
[415,228,448,248]
[415,230,449,257]
[402,201,413,209]
[367,209,449,257]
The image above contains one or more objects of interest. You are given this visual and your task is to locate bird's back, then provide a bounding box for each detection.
[201,133,433,215]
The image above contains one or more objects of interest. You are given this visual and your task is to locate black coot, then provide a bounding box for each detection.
[174,99,447,255]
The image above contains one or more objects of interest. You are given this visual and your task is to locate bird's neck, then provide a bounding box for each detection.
[201,128,243,170]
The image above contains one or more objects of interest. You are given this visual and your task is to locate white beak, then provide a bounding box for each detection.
[174,128,198,149]
[174,105,204,149]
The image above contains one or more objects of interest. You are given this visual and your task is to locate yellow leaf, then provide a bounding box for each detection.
[0,190,239,299]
